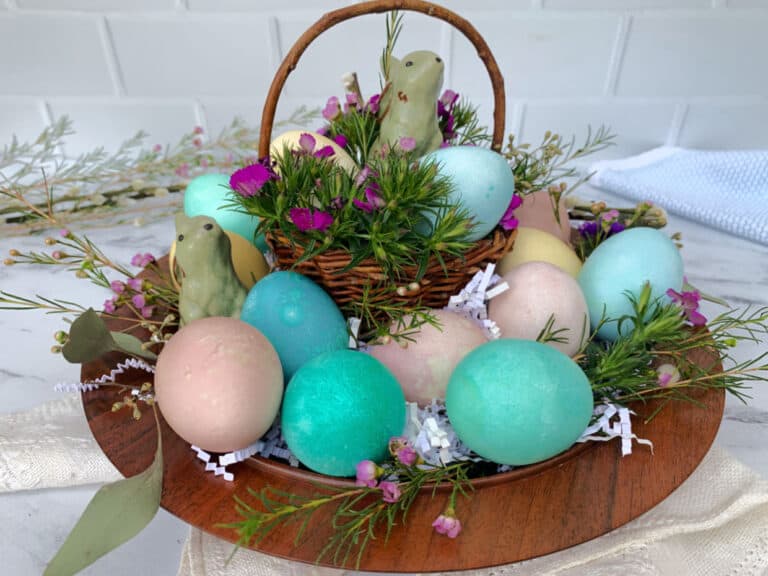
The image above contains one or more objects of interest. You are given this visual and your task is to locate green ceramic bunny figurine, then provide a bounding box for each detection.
[372,50,445,157]
[174,213,247,326]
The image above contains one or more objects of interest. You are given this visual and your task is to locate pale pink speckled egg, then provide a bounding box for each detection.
[488,261,589,357]
[155,316,283,453]
[368,309,487,406]
[515,190,572,244]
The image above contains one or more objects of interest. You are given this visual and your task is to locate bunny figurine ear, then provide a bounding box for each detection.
[174,212,191,234]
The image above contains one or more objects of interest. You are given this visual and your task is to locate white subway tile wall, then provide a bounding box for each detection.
[0,0,766,155]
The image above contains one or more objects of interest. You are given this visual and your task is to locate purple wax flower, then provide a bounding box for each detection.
[666,288,707,326]
[500,194,523,231]
[131,293,146,308]
[439,89,459,110]
[140,306,154,319]
[131,252,155,268]
[127,278,143,291]
[353,188,385,213]
[322,96,341,121]
[289,208,333,232]
[110,280,125,294]
[578,221,599,237]
[298,133,316,154]
[314,145,335,159]
[230,163,274,198]
[333,134,348,148]
[366,93,381,114]
[103,298,117,314]
[399,137,416,152]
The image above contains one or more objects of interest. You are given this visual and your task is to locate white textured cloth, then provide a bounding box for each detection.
[590,147,768,246]
[3,397,768,575]
[0,394,121,492]
[178,447,768,576]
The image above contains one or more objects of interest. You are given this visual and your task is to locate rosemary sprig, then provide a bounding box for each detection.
[230,460,472,569]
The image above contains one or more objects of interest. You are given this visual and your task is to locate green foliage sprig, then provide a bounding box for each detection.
[229,459,472,569]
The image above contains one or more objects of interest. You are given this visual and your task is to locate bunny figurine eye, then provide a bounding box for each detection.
[178,234,185,242]
[436,57,442,62]
[405,61,413,67]
[204,223,213,231]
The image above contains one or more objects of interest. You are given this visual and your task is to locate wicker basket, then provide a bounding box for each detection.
[257,0,515,313]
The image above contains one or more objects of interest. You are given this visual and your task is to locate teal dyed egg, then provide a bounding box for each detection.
[422,146,514,241]
[240,271,348,381]
[578,227,684,342]
[282,350,406,476]
[183,173,267,252]
[446,339,593,466]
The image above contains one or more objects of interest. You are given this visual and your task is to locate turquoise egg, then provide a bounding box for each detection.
[240,271,349,381]
[422,146,514,241]
[446,339,593,466]
[282,350,406,476]
[183,173,267,252]
[578,227,683,342]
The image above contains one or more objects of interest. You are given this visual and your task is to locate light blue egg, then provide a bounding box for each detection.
[183,173,268,252]
[240,271,349,381]
[422,146,514,241]
[578,228,684,342]
[446,339,593,466]
[282,350,406,477]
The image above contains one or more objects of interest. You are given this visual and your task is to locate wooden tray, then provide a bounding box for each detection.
[81,346,724,573]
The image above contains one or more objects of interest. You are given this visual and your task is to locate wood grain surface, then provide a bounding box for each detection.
[81,345,724,572]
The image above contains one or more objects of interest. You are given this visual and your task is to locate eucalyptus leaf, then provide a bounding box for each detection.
[111,331,157,361]
[44,418,163,576]
[61,308,116,363]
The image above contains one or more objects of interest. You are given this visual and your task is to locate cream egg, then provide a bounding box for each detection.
[155,316,283,453]
[270,130,357,174]
[498,226,582,278]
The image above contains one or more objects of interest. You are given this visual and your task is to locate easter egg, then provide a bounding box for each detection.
[368,309,487,405]
[515,190,572,243]
[282,350,406,477]
[498,227,582,278]
[270,131,357,174]
[488,262,589,357]
[422,146,515,241]
[183,173,267,252]
[446,339,593,465]
[578,227,684,342]
[154,317,283,453]
[169,229,268,292]
[240,271,349,381]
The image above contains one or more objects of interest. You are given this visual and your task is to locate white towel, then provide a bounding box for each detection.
[590,146,768,246]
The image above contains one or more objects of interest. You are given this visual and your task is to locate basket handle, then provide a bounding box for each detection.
[258,0,506,157]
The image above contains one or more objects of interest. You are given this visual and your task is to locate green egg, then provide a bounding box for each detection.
[282,350,406,477]
[183,173,267,252]
[446,339,593,466]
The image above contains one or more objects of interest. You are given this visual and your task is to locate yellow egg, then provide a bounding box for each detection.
[498,227,582,278]
[169,230,269,291]
[270,130,357,174]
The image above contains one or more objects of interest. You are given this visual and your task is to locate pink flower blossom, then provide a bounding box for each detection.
[602,209,620,223]
[175,163,190,178]
[59,228,70,238]
[289,207,333,232]
[439,89,459,110]
[192,137,203,148]
[389,436,417,466]
[432,511,462,538]
[344,92,360,113]
[131,293,146,308]
[322,96,341,121]
[152,144,162,153]
[366,93,381,114]
[131,253,155,268]
[230,163,275,198]
[656,363,680,388]
[380,481,401,504]
[355,460,380,488]
[127,278,143,291]
[399,137,416,152]
[103,298,117,314]
[140,306,154,319]
[110,280,125,294]
[299,132,317,154]
[666,288,707,326]
[193,126,204,135]
[500,194,523,231]
[353,188,385,213]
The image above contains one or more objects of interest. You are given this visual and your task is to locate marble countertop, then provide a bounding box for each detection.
[1,188,767,575]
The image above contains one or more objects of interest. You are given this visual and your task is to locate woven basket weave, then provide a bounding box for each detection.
[257,0,515,313]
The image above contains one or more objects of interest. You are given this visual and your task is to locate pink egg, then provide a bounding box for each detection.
[155,316,283,453]
[488,261,588,357]
[368,309,487,406]
[515,190,572,244]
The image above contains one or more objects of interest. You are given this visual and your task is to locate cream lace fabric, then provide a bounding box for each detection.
[2,396,768,575]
